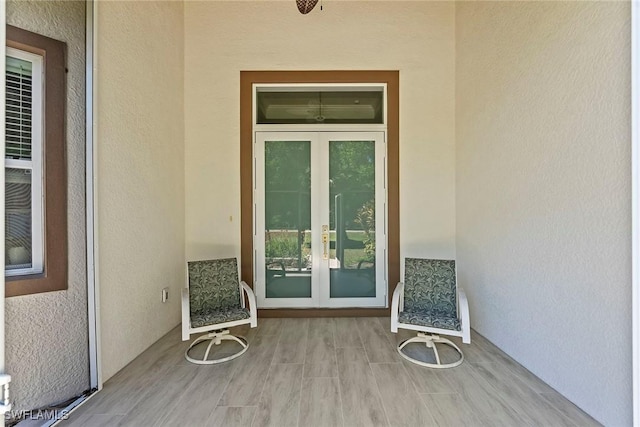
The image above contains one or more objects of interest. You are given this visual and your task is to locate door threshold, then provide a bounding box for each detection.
[258,308,390,318]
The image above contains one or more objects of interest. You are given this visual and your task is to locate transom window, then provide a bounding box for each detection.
[255,85,385,125]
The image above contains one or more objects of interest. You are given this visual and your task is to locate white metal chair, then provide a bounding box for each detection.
[391,258,470,368]
[181,258,257,364]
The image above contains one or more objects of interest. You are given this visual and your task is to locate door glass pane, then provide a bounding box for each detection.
[5,167,33,271]
[264,141,312,298]
[329,140,376,298]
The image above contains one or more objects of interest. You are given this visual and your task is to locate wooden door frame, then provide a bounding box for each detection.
[240,70,399,317]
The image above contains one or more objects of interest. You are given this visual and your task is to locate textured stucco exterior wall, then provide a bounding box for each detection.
[97,1,185,381]
[5,0,89,411]
[184,1,457,263]
[455,2,631,425]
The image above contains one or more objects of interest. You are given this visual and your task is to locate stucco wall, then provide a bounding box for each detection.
[97,1,185,381]
[455,2,631,425]
[5,0,89,411]
[184,1,457,264]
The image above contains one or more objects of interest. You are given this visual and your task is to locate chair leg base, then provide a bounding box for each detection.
[185,329,249,365]
[397,333,464,369]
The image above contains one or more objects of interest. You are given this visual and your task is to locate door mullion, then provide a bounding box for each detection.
[317,133,330,306]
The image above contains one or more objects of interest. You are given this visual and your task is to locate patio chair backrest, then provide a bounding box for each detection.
[188,258,241,316]
[403,258,457,318]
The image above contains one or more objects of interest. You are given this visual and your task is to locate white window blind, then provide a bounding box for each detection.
[5,56,32,161]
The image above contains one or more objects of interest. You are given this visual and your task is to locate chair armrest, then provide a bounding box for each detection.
[458,287,471,344]
[240,281,258,328]
[181,287,190,341]
[390,282,404,333]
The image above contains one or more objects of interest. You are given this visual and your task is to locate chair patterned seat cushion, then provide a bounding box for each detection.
[190,307,250,328]
[399,310,461,331]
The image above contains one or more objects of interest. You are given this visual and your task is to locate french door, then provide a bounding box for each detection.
[255,131,386,308]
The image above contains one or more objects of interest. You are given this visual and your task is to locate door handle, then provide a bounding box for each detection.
[322,225,329,260]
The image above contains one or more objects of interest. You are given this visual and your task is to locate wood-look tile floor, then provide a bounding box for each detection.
[61,318,600,426]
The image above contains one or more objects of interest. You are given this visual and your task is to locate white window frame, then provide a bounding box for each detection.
[4,47,44,277]
[252,83,390,310]
[633,1,640,423]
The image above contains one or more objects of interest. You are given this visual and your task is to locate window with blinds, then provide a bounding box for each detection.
[5,47,44,276]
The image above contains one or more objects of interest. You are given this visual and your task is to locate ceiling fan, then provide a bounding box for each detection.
[296,0,321,14]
